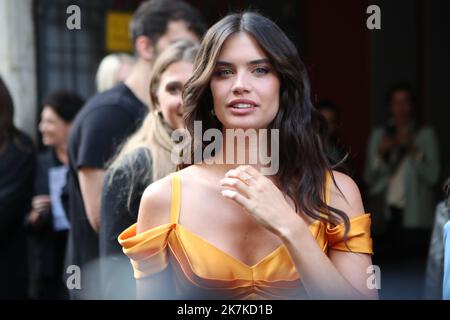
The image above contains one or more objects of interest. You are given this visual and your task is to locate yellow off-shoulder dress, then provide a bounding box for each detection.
[118,172,373,299]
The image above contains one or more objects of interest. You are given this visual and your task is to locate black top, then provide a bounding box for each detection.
[27,148,64,234]
[34,148,63,194]
[100,147,152,299]
[0,131,35,238]
[0,131,35,299]
[66,83,147,299]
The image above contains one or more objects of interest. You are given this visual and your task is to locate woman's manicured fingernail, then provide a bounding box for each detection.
[221,190,235,198]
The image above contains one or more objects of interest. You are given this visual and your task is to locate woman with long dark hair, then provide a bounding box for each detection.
[119,12,376,300]
[0,77,35,299]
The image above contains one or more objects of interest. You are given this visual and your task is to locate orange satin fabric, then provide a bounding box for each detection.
[118,171,373,299]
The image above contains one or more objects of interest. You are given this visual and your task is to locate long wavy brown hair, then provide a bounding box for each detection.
[181,12,350,233]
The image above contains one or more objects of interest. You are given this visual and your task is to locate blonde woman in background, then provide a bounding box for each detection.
[96,53,136,92]
[99,40,198,299]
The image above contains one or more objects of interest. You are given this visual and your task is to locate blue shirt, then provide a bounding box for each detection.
[49,166,70,231]
[444,220,450,299]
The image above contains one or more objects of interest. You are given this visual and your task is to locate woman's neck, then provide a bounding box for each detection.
[210,128,274,173]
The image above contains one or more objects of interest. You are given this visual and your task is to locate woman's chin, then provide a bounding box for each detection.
[222,122,269,131]
[42,138,58,147]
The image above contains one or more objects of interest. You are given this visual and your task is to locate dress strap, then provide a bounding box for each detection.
[169,172,181,224]
[325,170,331,206]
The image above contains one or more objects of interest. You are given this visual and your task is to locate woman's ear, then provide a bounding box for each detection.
[151,94,162,118]
[154,109,164,122]
[150,91,160,110]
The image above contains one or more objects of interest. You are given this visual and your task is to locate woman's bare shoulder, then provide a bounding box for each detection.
[328,170,365,219]
[137,174,173,233]
[137,165,210,233]
[175,164,214,186]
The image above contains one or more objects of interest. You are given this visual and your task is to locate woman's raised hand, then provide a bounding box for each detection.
[220,165,300,237]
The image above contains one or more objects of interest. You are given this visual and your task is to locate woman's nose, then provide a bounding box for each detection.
[38,121,45,133]
[175,94,183,113]
[231,72,251,95]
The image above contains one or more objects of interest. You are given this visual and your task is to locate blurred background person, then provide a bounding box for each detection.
[25,91,83,300]
[96,53,136,93]
[425,177,450,299]
[100,40,198,299]
[443,179,450,300]
[65,0,205,299]
[0,77,35,299]
[364,83,440,257]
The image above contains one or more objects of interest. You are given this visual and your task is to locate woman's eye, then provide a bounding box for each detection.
[166,85,182,94]
[215,69,233,77]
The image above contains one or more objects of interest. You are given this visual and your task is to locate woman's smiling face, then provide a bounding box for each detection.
[39,106,71,147]
[156,60,194,130]
[210,32,280,130]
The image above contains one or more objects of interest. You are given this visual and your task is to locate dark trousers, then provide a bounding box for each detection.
[29,230,68,300]
[387,205,404,253]
[386,205,431,258]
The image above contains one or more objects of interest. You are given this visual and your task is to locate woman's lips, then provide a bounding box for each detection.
[227,101,258,115]
[228,104,257,115]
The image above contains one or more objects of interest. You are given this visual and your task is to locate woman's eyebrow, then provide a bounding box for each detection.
[165,81,182,88]
[215,61,233,67]
[247,58,270,66]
